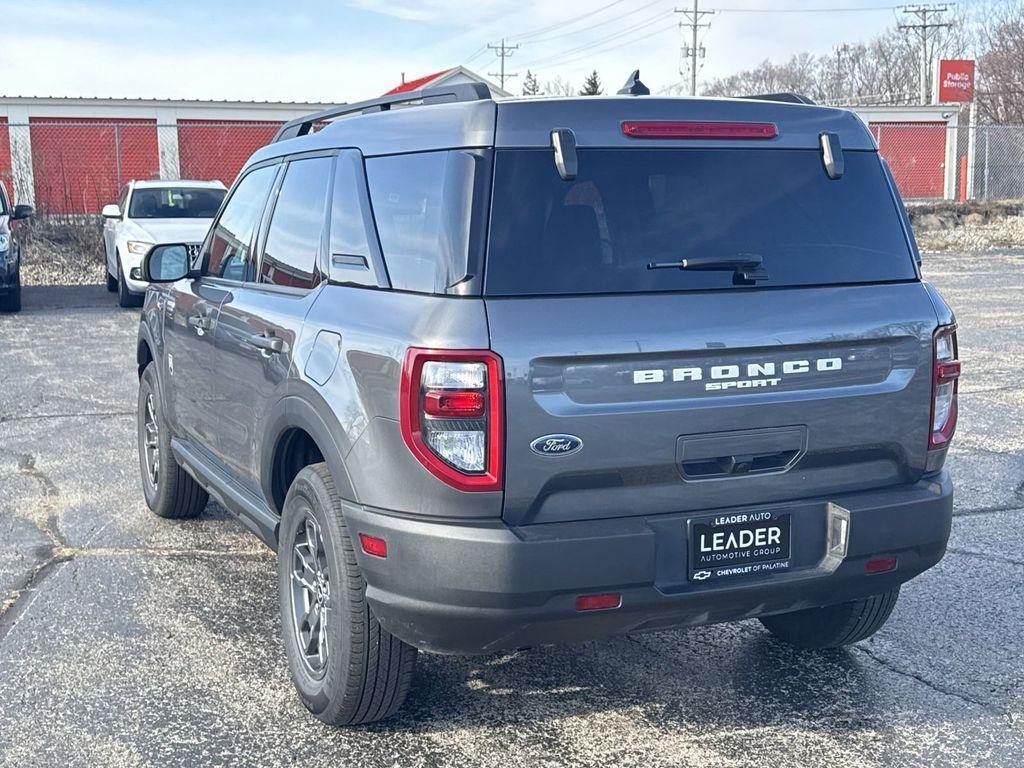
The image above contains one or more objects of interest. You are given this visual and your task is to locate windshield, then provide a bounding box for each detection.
[484,148,917,296]
[128,187,225,219]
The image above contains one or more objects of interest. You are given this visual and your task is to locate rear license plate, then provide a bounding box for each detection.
[690,511,791,582]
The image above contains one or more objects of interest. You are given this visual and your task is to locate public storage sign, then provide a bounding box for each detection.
[937,59,976,103]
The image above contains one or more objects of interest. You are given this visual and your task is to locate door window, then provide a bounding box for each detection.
[205,164,277,281]
[260,156,332,290]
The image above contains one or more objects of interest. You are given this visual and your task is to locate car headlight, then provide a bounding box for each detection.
[0,233,9,252]
[126,241,154,256]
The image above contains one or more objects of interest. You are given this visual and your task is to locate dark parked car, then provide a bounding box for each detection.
[134,77,959,725]
[0,184,33,313]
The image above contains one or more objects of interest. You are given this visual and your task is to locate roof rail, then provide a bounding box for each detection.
[741,92,816,106]
[272,82,492,143]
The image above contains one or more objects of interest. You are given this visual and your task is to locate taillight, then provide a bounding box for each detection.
[929,325,961,449]
[400,348,503,492]
[621,120,778,139]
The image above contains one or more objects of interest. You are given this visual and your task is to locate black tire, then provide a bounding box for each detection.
[138,362,208,519]
[117,256,142,308]
[760,588,900,649]
[0,274,20,313]
[106,268,118,292]
[278,464,417,726]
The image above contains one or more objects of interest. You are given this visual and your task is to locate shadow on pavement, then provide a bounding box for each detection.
[20,284,130,311]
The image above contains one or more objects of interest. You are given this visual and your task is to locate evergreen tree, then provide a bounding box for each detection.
[579,70,603,96]
[522,70,540,96]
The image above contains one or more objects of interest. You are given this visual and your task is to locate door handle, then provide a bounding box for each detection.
[248,333,287,355]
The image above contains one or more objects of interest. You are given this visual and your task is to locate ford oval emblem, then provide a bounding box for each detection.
[530,434,583,457]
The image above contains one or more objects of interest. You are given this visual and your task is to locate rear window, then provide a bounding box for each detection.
[484,149,917,296]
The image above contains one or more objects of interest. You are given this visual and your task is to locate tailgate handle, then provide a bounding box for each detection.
[676,426,807,481]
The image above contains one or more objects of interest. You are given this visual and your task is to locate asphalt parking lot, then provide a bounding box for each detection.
[1,252,1022,768]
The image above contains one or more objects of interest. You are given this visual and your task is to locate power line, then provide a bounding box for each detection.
[518,10,675,69]
[676,2,714,96]
[523,0,666,44]
[713,4,899,11]
[509,0,629,42]
[540,23,679,70]
[898,3,953,104]
[487,38,520,90]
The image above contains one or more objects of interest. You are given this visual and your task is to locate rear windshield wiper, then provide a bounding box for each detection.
[647,254,769,283]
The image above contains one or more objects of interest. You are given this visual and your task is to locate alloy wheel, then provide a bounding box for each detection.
[143,393,160,487]
[290,511,331,677]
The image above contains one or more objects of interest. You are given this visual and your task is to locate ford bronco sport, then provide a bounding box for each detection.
[135,75,958,725]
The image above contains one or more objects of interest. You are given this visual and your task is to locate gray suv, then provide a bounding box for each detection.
[135,78,958,725]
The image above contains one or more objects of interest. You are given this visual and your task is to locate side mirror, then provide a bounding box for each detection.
[101,204,122,219]
[11,204,33,220]
[142,243,191,283]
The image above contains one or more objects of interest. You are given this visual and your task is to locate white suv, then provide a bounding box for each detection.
[102,179,226,307]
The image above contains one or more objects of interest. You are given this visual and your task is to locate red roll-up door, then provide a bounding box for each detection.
[870,121,948,199]
[0,118,12,202]
[29,117,159,214]
[177,120,282,187]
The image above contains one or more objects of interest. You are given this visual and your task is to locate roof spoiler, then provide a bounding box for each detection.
[272,82,492,143]
[741,92,816,106]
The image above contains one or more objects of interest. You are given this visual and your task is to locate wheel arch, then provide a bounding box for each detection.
[262,389,358,516]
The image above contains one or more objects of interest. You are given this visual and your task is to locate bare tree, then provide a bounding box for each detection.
[975,2,1024,123]
[540,76,576,97]
[701,17,970,106]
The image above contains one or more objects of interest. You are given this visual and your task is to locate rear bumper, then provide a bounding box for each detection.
[347,472,953,655]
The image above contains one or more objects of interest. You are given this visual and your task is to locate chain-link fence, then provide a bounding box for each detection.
[0,120,283,215]
[868,120,1024,202]
[3,118,1024,212]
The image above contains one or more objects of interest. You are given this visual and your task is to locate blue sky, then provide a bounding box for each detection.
[3,0,916,102]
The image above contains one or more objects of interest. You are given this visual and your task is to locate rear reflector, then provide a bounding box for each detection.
[359,533,388,559]
[865,556,897,574]
[621,120,778,139]
[575,593,622,612]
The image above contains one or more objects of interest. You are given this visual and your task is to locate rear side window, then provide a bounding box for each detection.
[485,149,917,296]
[329,151,372,262]
[261,156,332,290]
[365,150,484,294]
[205,164,277,281]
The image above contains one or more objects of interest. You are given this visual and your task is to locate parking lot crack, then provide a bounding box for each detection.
[946,547,1024,567]
[952,504,1024,518]
[854,645,1003,714]
[0,409,135,424]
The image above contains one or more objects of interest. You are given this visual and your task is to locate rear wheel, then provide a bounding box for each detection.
[278,464,417,725]
[138,362,207,519]
[0,274,20,313]
[759,588,900,649]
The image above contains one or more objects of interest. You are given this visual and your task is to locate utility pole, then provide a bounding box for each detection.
[898,4,952,105]
[488,38,519,91]
[675,1,714,96]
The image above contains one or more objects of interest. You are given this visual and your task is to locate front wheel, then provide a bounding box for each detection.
[106,269,118,292]
[138,363,208,519]
[759,588,900,649]
[278,464,417,725]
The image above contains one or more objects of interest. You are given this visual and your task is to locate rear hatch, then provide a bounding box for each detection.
[483,140,939,526]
